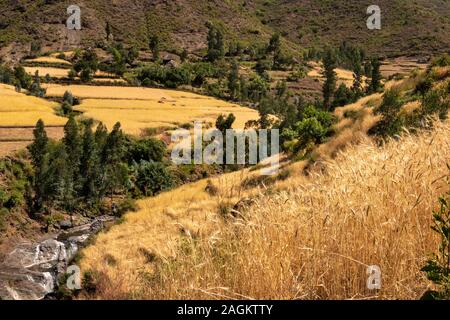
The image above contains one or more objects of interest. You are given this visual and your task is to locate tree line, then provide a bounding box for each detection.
[27,117,173,215]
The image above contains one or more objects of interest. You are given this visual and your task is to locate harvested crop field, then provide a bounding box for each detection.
[0,84,66,126]
[43,84,259,134]
[25,67,115,79]
[24,56,72,66]
[0,84,66,156]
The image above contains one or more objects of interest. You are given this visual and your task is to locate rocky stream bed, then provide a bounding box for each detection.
[0,215,115,300]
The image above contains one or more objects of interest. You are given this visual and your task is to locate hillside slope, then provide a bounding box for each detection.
[79,114,449,299]
[0,0,449,60]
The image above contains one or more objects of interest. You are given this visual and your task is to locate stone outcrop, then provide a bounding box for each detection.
[0,216,114,300]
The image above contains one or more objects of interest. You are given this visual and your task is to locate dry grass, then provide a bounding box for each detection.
[24,56,72,65]
[43,85,259,134]
[79,108,449,300]
[24,67,70,78]
[0,84,66,126]
[25,68,114,79]
[307,62,367,87]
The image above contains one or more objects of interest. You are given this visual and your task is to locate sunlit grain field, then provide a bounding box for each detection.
[24,56,72,66]
[0,84,66,126]
[307,63,365,87]
[25,67,114,79]
[24,67,70,78]
[43,84,259,134]
[80,117,449,300]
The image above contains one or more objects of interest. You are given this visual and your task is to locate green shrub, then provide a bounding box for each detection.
[126,137,166,164]
[421,165,450,300]
[4,190,24,209]
[421,89,448,120]
[431,54,450,68]
[370,89,405,137]
[135,161,174,197]
[281,105,334,153]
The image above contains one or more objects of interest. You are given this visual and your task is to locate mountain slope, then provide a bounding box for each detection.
[0,0,449,60]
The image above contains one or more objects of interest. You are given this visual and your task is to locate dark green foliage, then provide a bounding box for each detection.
[415,78,433,97]
[28,70,46,97]
[30,41,41,58]
[137,64,191,88]
[255,58,272,77]
[27,120,49,210]
[216,113,236,133]
[273,49,291,71]
[14,66,32,89]
[126,137,165,164]
[0,158,29,220]
[369,58,382,93]
[180,49,188,63]
[267,33,281,54]
[63,91,74,106]
[246,75,269,103]
[227,60,240,100]
[73,49,99,83]
[352,61,364,98]
[333,83,355,108]
[370,89,404,137]
[135,161,173,197]
[28,119,48,170]
[108,46,127,76]
[25,118,174,214]
[322,50,337,111]
[149,35,160,60]
[421,167,450,300]
[206,23,225,62]
[105,22,112,41]
[80,122,101,205]
[430,54,450,68]
[0,64,14,84]
[421,89,449,120]
[281,105,335,154]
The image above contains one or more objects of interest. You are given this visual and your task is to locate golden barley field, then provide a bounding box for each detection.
[0,84,66,126]
[24,56,72,66]
[43,84,259,134]
[79,98,450,300]
[307,63,365,87]
[24,67,70,78]
[25,67,114,79]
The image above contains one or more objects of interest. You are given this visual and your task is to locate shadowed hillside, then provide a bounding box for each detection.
[1,0,449,60]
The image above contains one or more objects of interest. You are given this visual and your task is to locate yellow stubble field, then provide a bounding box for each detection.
[0,84,66,126]
[24,67,115,79]
[24,56,72,66]
[0,84,66,156]
[43,84,259,135]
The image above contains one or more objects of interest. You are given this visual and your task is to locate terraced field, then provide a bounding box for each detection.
[0,84,66,156]
[306,63,366,87]
[24,56,72,66]
[0,84,65,126]
[43,84,259,135]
